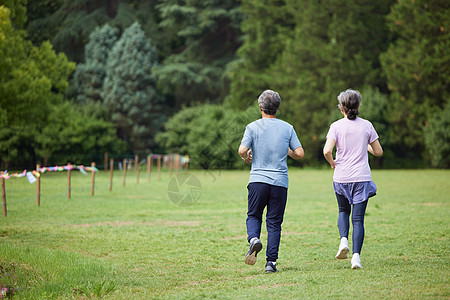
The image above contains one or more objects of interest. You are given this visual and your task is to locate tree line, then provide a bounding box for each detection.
[0,0,448,169]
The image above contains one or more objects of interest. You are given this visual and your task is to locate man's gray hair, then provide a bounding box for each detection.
[258,90,281,115]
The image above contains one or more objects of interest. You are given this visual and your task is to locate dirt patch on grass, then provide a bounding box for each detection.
[414,202,444,206]
[256,283,297,289]
[130,267,145,272]
[283,231,315,236]
[145,220,200,227]
[180,279,218,289]
[65,220,200,228]
[223,235,247,240]
[224,232,315,240]
[66,221,134,228]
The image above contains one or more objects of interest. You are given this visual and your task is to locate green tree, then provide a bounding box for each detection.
[0,0,27,28]
[156,0,243,107]
[226,0,295,109]
[0,6,75,167]
[424,101,450,168]
[356,87,392,167]
[103,21,164,153]
[25,0,64,43]
[380,0,450,163]
[228,0,395,163]
[73,24,119,103]
[26,0,161,62]
[156,106,203,156]
[35,101,127,166]
[157,103,260,169]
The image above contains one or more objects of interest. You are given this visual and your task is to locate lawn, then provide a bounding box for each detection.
[0,168,449,299]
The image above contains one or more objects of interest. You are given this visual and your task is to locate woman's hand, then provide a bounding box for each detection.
[323,138,336,169]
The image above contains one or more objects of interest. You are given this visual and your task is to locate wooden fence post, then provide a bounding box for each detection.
[91,162,96,196]
[157,155,162,180]
[109,158,114,191]
[68,168,71,199]
[36,164,41,206]
[122,158,127,187]
[175,154,180,176]
[147,155,152,182]
[184,155,189,174]
[134,154,138,171]
[136,160,140,184]
[2,177,6,217]
[169,155,173,178]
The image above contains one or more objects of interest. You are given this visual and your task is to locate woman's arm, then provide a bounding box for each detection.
[323,138,336,169]
[368,139,383,156]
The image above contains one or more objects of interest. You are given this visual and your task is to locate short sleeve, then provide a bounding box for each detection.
[326,123,337,141]
[240,125,252,148]
[368,122,379,144]
[289,127,302,150]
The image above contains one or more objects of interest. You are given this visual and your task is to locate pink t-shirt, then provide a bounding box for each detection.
[326,117,379,183]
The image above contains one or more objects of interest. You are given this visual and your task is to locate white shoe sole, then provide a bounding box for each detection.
[245,251,257,265]
[244,241,262,265]
[351,257,363,269]
[335,246,349,259]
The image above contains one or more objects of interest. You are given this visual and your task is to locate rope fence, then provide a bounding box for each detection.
[0,153,190,217]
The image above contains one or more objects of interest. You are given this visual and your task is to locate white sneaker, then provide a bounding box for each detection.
[351,253,363,269]
[335,237,349,259]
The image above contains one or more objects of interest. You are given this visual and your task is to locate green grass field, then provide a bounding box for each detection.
[0,168,449,299]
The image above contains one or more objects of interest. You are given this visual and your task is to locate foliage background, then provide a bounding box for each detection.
[0,0,449,169]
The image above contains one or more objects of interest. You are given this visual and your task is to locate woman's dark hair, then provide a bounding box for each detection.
[258,90,281,115]
[337,89,361,120]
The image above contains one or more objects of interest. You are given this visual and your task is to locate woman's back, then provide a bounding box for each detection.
[327,117,378,183]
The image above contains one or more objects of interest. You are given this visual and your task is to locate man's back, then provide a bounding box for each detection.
[241,118,301,188]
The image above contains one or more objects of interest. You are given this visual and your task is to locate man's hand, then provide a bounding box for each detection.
[238,145,252,164]
[243,149,252,164]
[288,147,304,160]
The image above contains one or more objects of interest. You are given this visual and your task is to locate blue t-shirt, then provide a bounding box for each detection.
[240,118,302,188]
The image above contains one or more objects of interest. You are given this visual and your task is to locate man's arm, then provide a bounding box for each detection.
[368,139,383,156]
[288,146,304,160]
[238,145,252,164]
[323,138,336,169]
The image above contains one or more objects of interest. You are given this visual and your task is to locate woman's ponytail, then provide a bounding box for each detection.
[337,89,361,120]
[347,108,359,120]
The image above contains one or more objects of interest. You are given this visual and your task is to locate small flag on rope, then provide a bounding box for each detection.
[79,167,88,175]
[26,172,37,184]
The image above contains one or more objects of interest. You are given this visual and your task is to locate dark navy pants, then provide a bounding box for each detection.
[336,193,368,254]
[246,182,288,262]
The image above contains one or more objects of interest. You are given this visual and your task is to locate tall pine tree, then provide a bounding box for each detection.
[73,24,119,103]
[26,0,161,62]
[274,0,394,161]
[156,0,243,106]
[380,0,450,163]
[103,22,164,153]
[226,0,295,109]
[228,0,395,162]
